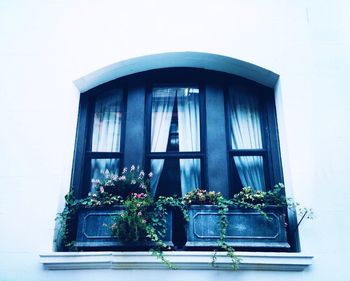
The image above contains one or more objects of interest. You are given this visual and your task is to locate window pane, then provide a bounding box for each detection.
[228,88,262,149]
[90,159,120,192]
[233,156,265,191]
[150,158,201,197]
[92,90,123,152]
[151,87,200,152]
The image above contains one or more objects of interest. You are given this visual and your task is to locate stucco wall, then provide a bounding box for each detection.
[0,0,349,280]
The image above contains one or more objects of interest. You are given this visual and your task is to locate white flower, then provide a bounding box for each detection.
[148,172,153,178]
[131,165,135,171]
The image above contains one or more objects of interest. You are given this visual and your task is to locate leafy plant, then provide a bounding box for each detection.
[182,188,223,205]
[56,180,312,270]
[111,192,152,242]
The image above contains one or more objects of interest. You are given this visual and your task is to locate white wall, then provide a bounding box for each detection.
[1,0,349,280]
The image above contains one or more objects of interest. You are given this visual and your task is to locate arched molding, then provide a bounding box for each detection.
[74,52,279,93]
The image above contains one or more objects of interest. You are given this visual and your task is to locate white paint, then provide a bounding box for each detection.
[1,0,350,280]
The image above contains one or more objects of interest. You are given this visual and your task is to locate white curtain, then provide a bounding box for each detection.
[177,88,201,195]
[92,91,123,152]
[228,86,265,191]
[150,88,176,196]
[90,91,123,191]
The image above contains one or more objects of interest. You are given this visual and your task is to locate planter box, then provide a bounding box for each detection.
[75,206,173,249]
[185,205,290,249]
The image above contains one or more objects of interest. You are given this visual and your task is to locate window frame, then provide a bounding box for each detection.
[71,83,127,199]
[70,67,298,251]
[224,81,284,196]
[144,83,208,196]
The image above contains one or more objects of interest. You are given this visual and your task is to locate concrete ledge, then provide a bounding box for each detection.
[40,251,313,271]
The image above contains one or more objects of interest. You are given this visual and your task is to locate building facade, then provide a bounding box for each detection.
[1,0,350,280]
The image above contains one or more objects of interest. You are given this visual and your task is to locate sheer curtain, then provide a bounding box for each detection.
[177,88,201,195]
[150,88,176,196]
[92,92,123,152]
[90,91,123,191]
[228,87,265,191]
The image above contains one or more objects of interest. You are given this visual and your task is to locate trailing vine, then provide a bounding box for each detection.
[56,180,312,270]
[217,196,241,270]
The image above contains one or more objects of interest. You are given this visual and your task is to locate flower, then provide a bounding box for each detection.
[92,165,152,199]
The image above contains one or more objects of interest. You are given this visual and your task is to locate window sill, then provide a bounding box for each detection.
[40,251,313,271]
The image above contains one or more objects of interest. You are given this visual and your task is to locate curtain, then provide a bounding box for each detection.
[150,88,176,196]
[92,91,123,152]
[177,88,201,195]
[90,91,123,191]
[228,87,265,191]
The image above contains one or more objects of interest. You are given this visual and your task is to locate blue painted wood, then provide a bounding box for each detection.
[75,207,173,249]
[185,205,290,249]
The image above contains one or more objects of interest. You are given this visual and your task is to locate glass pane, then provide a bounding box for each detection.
[150,158,201,197]
[227,88,262,149]
[90,159,120,192]
[151,87,200,152]
[233,156,265,191]
[92,90,123,152]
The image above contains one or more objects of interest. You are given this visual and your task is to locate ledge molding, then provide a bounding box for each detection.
[40,251,313,271]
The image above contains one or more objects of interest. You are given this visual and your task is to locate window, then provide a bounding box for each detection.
[71,67,293,250]
[226,83,283,195]
[147,86,204,197]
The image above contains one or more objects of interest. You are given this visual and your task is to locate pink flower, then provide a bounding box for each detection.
[99,187,105,193]
[138,211,142,216]
[142,219,147,223]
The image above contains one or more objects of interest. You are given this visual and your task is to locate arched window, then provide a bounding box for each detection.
[70,54,297,251]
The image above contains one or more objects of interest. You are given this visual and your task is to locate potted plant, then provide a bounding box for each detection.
[57,165,174,257]
[183,184,291,250]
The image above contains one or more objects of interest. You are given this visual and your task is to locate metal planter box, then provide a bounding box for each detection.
[75,206,173,249]
[185,205,290,249]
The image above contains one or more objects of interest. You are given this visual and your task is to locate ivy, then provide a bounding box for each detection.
[56,182,312,270]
